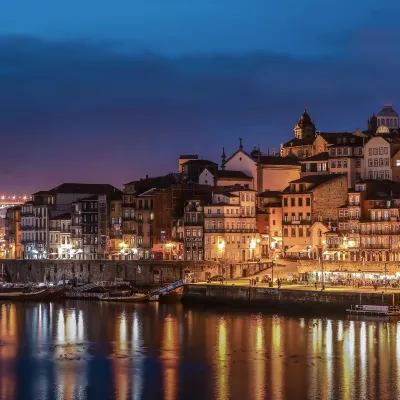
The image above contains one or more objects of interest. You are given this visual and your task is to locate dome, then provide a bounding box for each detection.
[376,125,390,134]
[377,104,398,117]
[299,109,313,125]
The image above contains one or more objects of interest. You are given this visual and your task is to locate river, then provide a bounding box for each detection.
[0,300,399,399]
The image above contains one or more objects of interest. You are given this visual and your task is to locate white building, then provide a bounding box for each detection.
[48,213,72,259]
[204,188,260,263]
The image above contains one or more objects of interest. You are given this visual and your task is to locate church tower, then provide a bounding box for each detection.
[294,109,316,140]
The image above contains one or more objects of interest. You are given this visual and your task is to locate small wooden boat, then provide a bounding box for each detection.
[101,293,149,303]
[0,287,66,301]
[346,304,400,316]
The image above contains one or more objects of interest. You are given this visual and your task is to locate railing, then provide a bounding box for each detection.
[20,225,35,230]
[204,228,258,233]
[122,216,135,221]
[122,229,136,234]
[360,231,390,235]
[21,212,34,217]
[283,220,311,225]
[122,202,135,207]
[204,214,255,218]
[184,220,203,226]
[360,244,390,249]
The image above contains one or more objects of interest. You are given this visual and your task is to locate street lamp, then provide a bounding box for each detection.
[165,242,173,260]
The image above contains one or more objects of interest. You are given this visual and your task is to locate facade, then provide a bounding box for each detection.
[183,199,204,261]
[328,135,365,187]
[299,152,329,176]
[256,191,282,258]
[223,140,301,192]
[21,202,48,259]
[281,175,348,257]
[109,192,123,259]
[48,213,71,259]
[70,195,108,260]
[364,136,396,180]
[204,189,260,263]
[5,206,22,259]
[181,159,218,182]
[199,168,254,188]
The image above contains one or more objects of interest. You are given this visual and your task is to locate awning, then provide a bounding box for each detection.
[323,250,338,255]
[286,245,308,253]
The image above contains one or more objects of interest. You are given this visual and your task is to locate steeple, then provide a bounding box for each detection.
[294,109,316,139]
[221,147,226,170]
[239,138,243,149]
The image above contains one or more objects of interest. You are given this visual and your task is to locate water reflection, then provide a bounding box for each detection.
[2,302,400,399]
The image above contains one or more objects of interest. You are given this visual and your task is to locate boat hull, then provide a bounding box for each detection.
[101,295,149,303]
[0,287,66,301]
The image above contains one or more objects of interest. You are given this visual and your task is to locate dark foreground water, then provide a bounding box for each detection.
[0,301,399,400]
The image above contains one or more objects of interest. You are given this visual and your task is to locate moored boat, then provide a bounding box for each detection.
[346,304,400,316]
[0,286,66,301]
[101,293,149,303]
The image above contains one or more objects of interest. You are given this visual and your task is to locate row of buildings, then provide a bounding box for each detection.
[6,104,400,264]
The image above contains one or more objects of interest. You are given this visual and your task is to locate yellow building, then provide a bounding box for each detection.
[5,206,22,259]
[204,189,260,263]
[109,192,123,259]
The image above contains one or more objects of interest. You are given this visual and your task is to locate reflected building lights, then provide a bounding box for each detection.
[217,317,229,400]
[131,311,143,400]
[253,317,265,400]
[271,317,283,400]
[162,315,178,400]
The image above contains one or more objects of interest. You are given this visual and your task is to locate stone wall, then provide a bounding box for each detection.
[183,284,400,312]
[298,260,400,274]
[0,260,269,285]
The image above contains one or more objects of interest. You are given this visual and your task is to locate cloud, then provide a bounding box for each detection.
[0,35,399,193]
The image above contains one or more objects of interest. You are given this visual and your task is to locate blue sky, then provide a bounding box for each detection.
[0,0,399,192]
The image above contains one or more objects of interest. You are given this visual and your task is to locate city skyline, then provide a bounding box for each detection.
[1,1,400,193]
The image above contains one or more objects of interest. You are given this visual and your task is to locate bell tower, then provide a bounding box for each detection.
[294,109,316,139]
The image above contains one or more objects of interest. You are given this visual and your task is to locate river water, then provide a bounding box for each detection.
[0,301,399,400]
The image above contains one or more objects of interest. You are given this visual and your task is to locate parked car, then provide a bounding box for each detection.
[208,275,224,283]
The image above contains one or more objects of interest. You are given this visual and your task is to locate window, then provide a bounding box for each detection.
[379,147,383,155]
[356,159,362,168]
[343,148,348,156]
[358,148,363,156]
[291,198,295,207]
[291,228,296,237]
[331,149,336,157]
[373,148,378,155]
[291,213,296,221]
[343,160,348,168]
[284,213,288,222]
[385,158,389,166]
[379,158,384,166]
[385,170,390,179]
[374,159,378,167]
[283,229,288,237]
[298,198,303,207]
[298,228,303,237]
[331,161,336,168]
[186,229,191,237]
[306,213,311,221]
[306,198,311,207]
[337,160,342,168]
[384,147,388,155]
[337,148,342,156]
[322,162,327,171]
[369,148,373,156]
[283,198,288,207]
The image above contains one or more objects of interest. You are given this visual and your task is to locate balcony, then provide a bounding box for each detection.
[283,220,311,225]
[122,216,135,221]
[136,219,144,224]
[122,202,135,207]
[122,229,136,235]
[20,225,35,230]
[110,231,123,239]
[360,244,390,249]
[185,220,203,226]
[21,211,34,217]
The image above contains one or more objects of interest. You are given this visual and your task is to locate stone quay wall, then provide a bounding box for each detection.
[183,284,400,312]
[298,260,400,274]
[0,260,269,285]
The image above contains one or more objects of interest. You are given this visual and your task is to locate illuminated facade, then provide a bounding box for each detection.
[109,192,123,259]
[204,189,260,263]
[4,206,22,259]
[48,213,71,259]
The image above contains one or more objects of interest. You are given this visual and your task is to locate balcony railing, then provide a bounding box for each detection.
[283,220,311,225]
[122,229,136,235]
[185,220,203,226]
[122,216,135,221]
[20,225,35,230]
[204,228,258,233]
[21,212,34,217]
[360,244,390,249]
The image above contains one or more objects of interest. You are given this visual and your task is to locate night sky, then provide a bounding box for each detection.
[1,0,400,194]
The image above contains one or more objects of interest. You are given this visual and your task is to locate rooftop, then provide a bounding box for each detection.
[377,104,398,117]
[281,137,315,148]
[259,155,300,166]
[33,183,119,196]
[299,152,329,162]
[285,174,346,191]
[216,170,252,180]
[258,191,282,198]
[50,212,71,221]
[179,154,198,160]
[182,159,217,166]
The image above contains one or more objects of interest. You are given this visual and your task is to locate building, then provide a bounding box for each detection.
[21,183,120,259]
[48,213,71,259]
[328,134,365,187]
[71,195,109,260]
[204,188,259,263]
[109,191,123,259]
[281,174,348,257]
[183,199,205,261]
[5,206,22,259]
[179,154,198,173]
[21,201,48,259]
[122,174,180,260]
[324,180,400,262]
[299,152,329,177]
[256,191,283,258]
[223,139,301,191]
[181,159,218,182]
[153,183,212,260]
[199,168,254,188]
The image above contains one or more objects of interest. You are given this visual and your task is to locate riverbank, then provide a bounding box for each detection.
[182,283,400,313]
